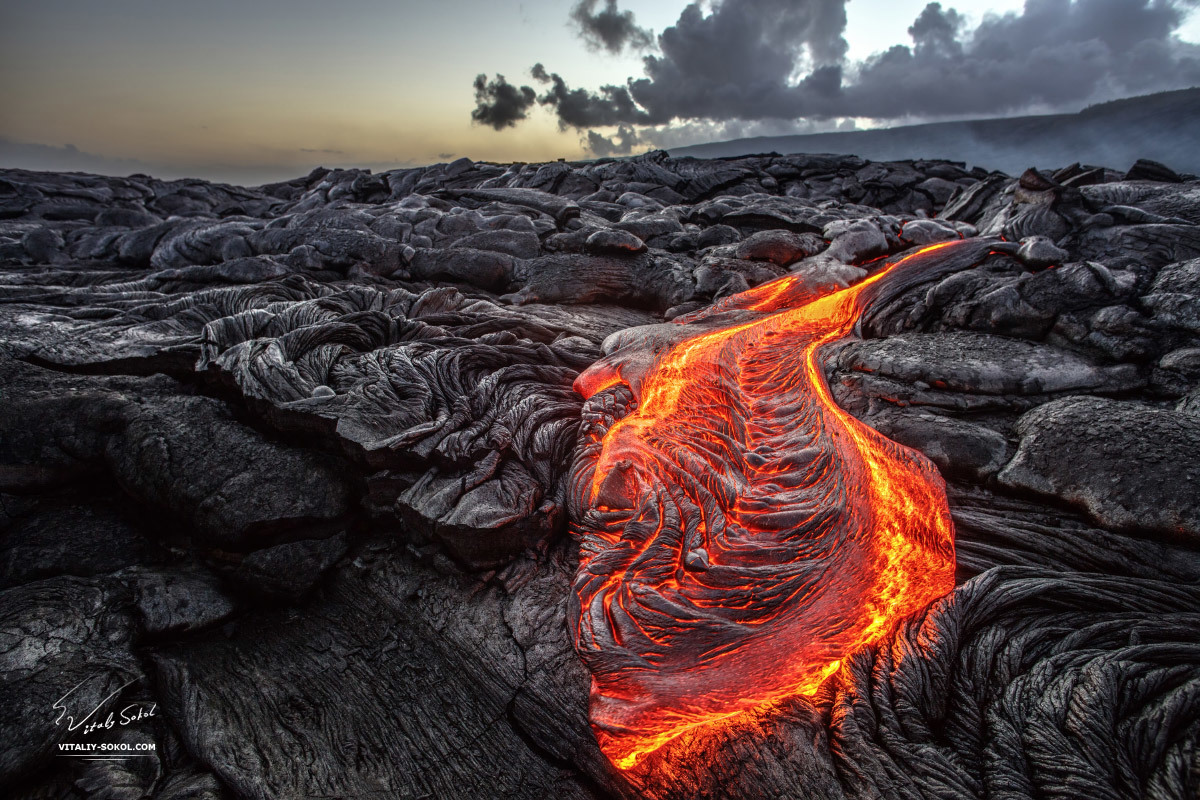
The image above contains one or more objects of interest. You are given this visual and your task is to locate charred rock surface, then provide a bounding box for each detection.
[1,152,1198,799]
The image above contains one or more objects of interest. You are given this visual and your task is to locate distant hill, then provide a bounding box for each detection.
[669,88,1200,175]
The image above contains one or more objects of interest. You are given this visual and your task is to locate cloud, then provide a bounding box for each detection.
[477,0,1200,152]
[541,0,851,128]
[843,0,1200,119]
[629,115,856,151]
[635,0,850,117]
[586,124,641,156]
[470,73,537,130]
[907,1,963,57]
[570,0,653,53]
[532,63,651,128]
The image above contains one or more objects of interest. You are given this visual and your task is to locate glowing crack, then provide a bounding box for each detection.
[569,242,969,769]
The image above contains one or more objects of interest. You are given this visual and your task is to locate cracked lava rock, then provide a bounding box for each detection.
[1,152,1199,799]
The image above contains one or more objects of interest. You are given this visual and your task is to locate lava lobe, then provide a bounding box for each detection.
[568,241,982,769]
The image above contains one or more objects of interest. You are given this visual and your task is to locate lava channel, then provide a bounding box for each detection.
[568,239,995,770]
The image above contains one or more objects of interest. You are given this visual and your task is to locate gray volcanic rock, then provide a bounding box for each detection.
[0,363,351,549]
[0,496,161,588]
[859,406,1011,480]
[231,533,349,599]
[108,396,351,548]
[1000,396,1200,542]
[838,332,1144,396]
[585,228,647,255]
[734,229,826,265]
[823,567,1200,800]
[1145,256,1200,333]
[898,218,960,246]
[2,150,1199,800]
[134,569,236,637]
[0,576,142,784]
[152,545,606,800]
[824,219,889,263]
[452,229,542,259]
[1015,234,1069,267]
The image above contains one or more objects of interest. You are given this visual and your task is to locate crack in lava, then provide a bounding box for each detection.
[569,241,977,770]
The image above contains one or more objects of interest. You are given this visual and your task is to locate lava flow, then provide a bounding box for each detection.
[568,240,985,770]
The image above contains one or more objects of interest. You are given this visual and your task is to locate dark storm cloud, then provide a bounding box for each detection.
[625,0,850,124]
[907,1,964,56]
[845,0,1200,119]
[586,125,641,156]
[532,63,652,128]
[540,0,850,127]
[470,74,537,130]
[476,0,1200,146]
[570,0,653,53]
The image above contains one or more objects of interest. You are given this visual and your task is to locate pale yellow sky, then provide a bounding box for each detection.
[0,0,666,178]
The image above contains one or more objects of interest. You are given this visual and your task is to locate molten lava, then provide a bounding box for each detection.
[569,241,981,770]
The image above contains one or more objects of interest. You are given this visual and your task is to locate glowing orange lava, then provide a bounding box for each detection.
[569,242,971,770]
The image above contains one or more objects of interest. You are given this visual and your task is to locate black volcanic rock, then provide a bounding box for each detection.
[0,576,141,785]
[1000,396,1200,542]
[584,228,647,255]
[733,229,826,265]
[0,363,351,550]
[1126,158,1183,183]
[838,332,1143,396]
[133,569,236,637]
[2,150,1199,799]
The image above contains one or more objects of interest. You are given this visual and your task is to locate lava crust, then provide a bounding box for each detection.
[568,240,1007,767]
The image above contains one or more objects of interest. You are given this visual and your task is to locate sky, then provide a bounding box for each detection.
[0,0,1197,184]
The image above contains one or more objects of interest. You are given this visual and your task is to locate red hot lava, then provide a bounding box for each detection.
[569,241,979,770]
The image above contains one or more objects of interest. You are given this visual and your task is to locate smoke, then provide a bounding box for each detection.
[570,0,653,53]
[470,74,537,130]
[474,0,1200,153]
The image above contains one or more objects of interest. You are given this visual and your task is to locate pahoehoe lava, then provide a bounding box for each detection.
[569,241,1005,768]
[2,153,1199,800]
